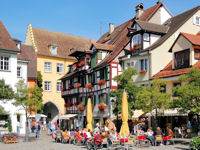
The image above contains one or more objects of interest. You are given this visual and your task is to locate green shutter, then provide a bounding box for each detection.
[94,95,96,105]
[98,52,102,60]
[92,73,95,84]
[105,68,108,80]
[106,94,109,105]
[91,52,97,68]
[85,96,88,106]
[98,94,101,104]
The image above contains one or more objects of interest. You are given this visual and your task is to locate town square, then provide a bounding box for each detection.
[1,0,200,149]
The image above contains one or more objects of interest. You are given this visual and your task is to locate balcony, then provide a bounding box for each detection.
[66,109,83,114]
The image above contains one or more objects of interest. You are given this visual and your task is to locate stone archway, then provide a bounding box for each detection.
[44,101,60,122]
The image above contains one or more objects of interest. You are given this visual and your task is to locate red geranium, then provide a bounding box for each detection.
[68,85,73,89]
[77,61,85,67]
[98,103,107,111]
[140,69,147,75]
[76,83,81,88]
[78,104,85,111]
[61,87,66,91]
[73,102,79,106]
[64,102,72,107]
[85,83,93,89]
[97,80,106,86]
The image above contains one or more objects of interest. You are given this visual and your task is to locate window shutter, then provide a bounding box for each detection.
[85,96,88,106]
[193,15,197,24]
[106,94,109,105]
[98,94,101,104]
[98,52,102,60]
[105,68,108,80]
[94,95,96,106]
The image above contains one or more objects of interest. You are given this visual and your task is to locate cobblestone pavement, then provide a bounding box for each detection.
[0,131,191,150]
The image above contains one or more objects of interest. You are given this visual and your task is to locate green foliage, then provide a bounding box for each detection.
[172,67,200,114]
[190,136,200,150]
[37,71,43,88]
[135,79,171,117]
[0,79,14,100]
[8,116,12,133]
[110,67,139,116]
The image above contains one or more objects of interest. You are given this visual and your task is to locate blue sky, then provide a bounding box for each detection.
[0,0,199,43]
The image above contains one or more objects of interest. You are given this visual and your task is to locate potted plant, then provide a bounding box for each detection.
[98,103,107,111]
[61,87,66,91]
[64,102,72,107]
[190,136,200,150]
[78,104,85,111]
[97,80,106,86]
[134,43,139,50]
[140,69,147,75]
[68,85,74,89]
[76,83,81,88]
[73,102,79,106]
[85,83,93,89]
[77,61,85,67]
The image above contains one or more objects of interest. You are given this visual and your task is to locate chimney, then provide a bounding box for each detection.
[135,3,144,19]
[109,23,114,34]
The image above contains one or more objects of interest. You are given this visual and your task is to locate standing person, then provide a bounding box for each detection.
[31,120,35,133]
[186,120,191,138]
[17,121,20,136]
[36,122,41,138]
[43,119,46,130]
[94,124,100,133]
[47,121,51,135]
[51,122,56,138]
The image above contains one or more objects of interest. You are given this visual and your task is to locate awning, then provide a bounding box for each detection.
[28,114,47,118]
[59,114,78,120]
[145,109,188,117]
[132,110,145,119]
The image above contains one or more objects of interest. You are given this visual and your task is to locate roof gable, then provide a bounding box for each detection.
[0,21,19,52]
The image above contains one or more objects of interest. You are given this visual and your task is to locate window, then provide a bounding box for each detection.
[17,66,22,77]
[51,46,57,55]
[140,59,148,71]
[0,56,10,71]
[44,81,51,91]
[174,49,190,69]
[194,49,200,60]
[172,82,181,97]
[143,33,150,41]
[125,62,130,69]
[44,62,52,72]
[195,16,200,25]
[131,34,142,48]
[98,52,102,60]
[130,61,134,67]
[56,82,61,92]
[56,63,63,73]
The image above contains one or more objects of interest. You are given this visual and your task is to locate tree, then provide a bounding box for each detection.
[37,71,43,88]
[135,79,171,128]
[172,67,200,132]
[110,67,139,117]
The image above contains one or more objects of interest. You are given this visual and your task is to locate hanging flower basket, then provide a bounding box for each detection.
[77,61,85,67]
[97,80,106,86]
[64,102,72,107]
[76,83,81,88]
[134,43,139,50]
[61,87,66,91]
[98,103,107,111]
[85,83,93,89]
[78,104,85,111]
[68,85,74,89]
[140,69,147,75]
[73,102,79,106]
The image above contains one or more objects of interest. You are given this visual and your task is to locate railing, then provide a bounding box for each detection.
[66,110,83,114]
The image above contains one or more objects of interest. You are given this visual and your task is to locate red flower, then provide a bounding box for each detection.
[77,61,85,67]
[78,104,85,111]
[98,103,107,111]
[64,102,72,107]
[68,85,73,89]
[61,87,66,91]
[76,83,81,88]
[97,80,106,86]
[85,83,93,89]
[73,102,79,106]
[140,69,147,75]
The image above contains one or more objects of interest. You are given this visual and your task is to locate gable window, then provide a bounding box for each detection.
[44,62,52,72]
[56,82,61,92]
[98,52,102,60]
[140,59,148,71]
[174,49,189,69]
[195,16,200,25]
[49,44,57,55]
[56,63,63,73]
[143,33,150,41]
[194,49,200,60]
[17,66,22,77]
[44,81,51,91]
[131,34,142,49]
[0,56,10,71]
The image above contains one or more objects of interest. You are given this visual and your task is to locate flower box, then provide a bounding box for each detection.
[77,61,85,67]
[64,102,72,107]
[134,43,139,50]
[97,80,106,86]
[76,83,81,88]
[98,103,107,111]
[61,87,66,91]
[68,85,74,89]
[85,83,93,89]
[3,133,18,143]
[140,69,147,75]
[78,104,85,111]
[73,102,79,106]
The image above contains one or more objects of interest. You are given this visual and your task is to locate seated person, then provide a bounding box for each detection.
[62,129,70,140]
[110,129,118,141]
[145,128,154,145]
[75,129,83,142]
[156,127,163,136]
[163,127,173,145]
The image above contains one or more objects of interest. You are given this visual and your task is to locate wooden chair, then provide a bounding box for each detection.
[102,137,108,148]
[155,135,163,146]
[137,135,150,146]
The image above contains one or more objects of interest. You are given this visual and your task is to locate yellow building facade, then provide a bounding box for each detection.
[25,24,94,122]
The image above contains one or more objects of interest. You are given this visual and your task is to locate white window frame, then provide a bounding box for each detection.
[56,63,63,74]
[143,33,150,41]
[17,66,22,78]
[194,15,200,25]
[44,62,52,72]
[0,56,10,71]
[56,82,61,92]
[51,46,57,55]
[139,58,148,71]
[44,81,52,91]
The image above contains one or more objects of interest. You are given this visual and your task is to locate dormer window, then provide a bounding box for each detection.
[49,44,57,55]
[174,49,190,69]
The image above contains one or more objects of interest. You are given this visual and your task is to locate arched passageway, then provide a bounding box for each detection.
[44,101,59,122]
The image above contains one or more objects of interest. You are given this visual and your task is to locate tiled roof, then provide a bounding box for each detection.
[92,43,114,51]
[181,32,200,46]
[0,21,19,52]
[139,2,163,21]
[31,27,95,59]
[17,45,37,79]
[144,6,200,52]
[136,20,169,34]
[152,61,200,79]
